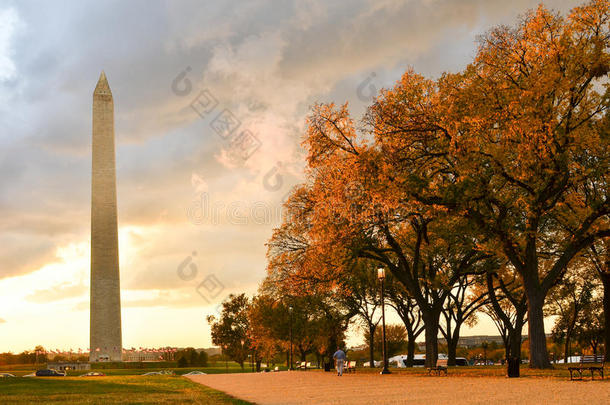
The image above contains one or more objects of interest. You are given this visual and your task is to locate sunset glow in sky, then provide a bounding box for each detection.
[0,0,572,353]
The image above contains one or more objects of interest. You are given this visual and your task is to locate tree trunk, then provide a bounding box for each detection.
[601,272,610,363]
[423,310,440,367]
[505,313,525,378]
[446,321,463,366]
[563,336,570,364]
[405,334,416,367]
[500,333,509,361]
[508,330,522,361]
[525,287,551,368]
[368,324,376,368]
[447,337,458,366]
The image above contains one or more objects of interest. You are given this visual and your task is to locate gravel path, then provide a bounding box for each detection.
[187,371,610,405]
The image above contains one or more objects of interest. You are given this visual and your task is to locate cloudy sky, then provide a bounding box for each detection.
[0,0,579,353]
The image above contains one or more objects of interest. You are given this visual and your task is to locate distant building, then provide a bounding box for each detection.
[47,362,91,371]
[123,351,161,362]
[439,335,507,348]
[417,334,550,350]
[123,349,173,362]
[115,347,222,362]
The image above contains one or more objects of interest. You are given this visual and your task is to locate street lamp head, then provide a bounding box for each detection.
[377,267,385,280]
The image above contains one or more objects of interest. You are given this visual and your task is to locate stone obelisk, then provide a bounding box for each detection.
[90,71,122,362]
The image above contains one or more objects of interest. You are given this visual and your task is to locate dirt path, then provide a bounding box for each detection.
[187,371,610,405]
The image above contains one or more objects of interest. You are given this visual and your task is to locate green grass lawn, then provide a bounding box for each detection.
[2,362,601,379]
[0,362,285,377]
[0,375,253,405]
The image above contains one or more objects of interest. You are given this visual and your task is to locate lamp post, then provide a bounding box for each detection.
[223,344,228,373]
[240,340,245,372]
[377,267,391,374]
[289,305,294,370]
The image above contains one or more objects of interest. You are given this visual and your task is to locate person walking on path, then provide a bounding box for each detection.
[333,348,346,376]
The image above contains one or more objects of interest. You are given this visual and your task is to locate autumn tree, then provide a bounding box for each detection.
[254,268,352,368]
[481,266,528,365]
[575,296,605,359]
[364,324,407,359]
[385,277,424,367]
[440,273,491,366]
[207,293,251,369]
[176,347,208,367]
[546,265,598,363]
[248,294,286,367]
[305,104,495,366]
[586,237,609,361]
[366,2,610,368]
[34,345,47,364]
[337,260,382,368]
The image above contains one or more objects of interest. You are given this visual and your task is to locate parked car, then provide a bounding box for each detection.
[22,373,36,378]
[0,373,16,377]
[555,356,580,364]
[396,354,468,367]
[455,357,469,366]
[35,369,66,377]
[80,372,105,377]
[389,354,427,368]
[409,355,426,367]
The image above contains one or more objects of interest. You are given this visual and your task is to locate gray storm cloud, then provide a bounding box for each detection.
[0,0,580,296]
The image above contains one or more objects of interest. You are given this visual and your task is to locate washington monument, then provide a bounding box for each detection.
[90,71,122,362]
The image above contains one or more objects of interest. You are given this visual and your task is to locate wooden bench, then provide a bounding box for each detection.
[344,360,357,373]
[568,355,604,380]
[427,358,448,376]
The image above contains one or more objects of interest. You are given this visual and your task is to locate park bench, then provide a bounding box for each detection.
[297,361,311,370]
[344,360,357,373]
[427,358,448,376]
[567,355,605,380]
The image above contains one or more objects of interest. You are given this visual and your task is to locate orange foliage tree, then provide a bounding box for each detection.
[267,102,491,367]
[267,0,609,370]
[366,2,610,368]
